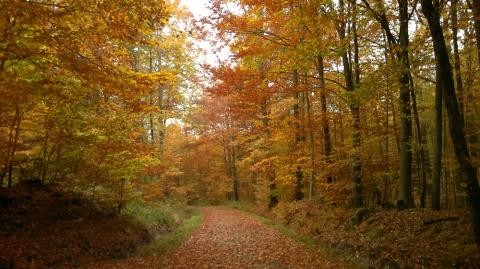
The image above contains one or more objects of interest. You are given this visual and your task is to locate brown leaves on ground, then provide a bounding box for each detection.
[268,201,480,268]
[1,184,345,269]
[161,207,344,269]
[0,182,150,268]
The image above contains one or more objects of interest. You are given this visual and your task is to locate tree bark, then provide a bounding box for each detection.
[304,75,316,200]
[231,140,239,201]
[339,0,363,208]
[451,0,464,116]
[432,68,443,210]
[261,96,278,207]
[316,55,333,184]
[472,0,480,66]
[293,70,304,201]
[411,82,429,208]
[396,0,414,209]
[148,49,155,145]
[1,105,21,188]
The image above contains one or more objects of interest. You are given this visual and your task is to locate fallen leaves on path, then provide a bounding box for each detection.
[160,207,344,269]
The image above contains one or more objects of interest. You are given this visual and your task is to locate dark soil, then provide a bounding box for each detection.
[0,181,151,269]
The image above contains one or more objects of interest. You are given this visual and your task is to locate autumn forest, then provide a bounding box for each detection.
[1,0,480,268]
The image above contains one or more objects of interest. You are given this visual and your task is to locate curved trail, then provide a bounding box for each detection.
[161,207,343,269]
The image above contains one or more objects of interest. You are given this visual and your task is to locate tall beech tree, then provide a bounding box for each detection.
[421,0,480,246]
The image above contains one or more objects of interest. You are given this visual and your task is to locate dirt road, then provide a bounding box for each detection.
[161,207,344,269]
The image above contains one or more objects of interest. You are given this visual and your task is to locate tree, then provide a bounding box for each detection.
[421,0,480,247]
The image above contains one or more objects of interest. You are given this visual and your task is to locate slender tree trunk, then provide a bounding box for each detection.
[157,50,166,156]
[148,49,155,145]
[383,85,391,206]
[449,0,466,210]
[316,55,333,184]
[422,0,480,248]
[251,158,258,202]
[383,34,401,157]
[472,0,480,66]
[7,107,21,187]
[293,70,304,201]
[149,96,155,144]
[231,139,239,201]
[339,0,363,207]
[222,138,231,177]
[451,0,464,116]
[352,2,360,85]
[1,107,19,185]
[158,87,165,155]
[396,0,414,209]
[411,83,429,208]
[7,164,13,188]
[3,106,21,188]
[305,76,316,200]
[118,178,125,213]
[40,126,51,183]
[351,105,363,207]
[381,33,392,206]
[432,70,443,210]
[464,24,480,193]
[261,98,278,207]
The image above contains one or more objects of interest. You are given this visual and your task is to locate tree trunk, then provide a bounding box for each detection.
[40,123,51,183]
[293,70,304,201]
[472,0,480,66]
[118,178,125,213]
[396,0,414,209]
[5,106,21,188]
[305,76,316,200]
[317,55,333,184]
[339,0,363,208]
[411,83,429,208]
[451,0,464,116]
[158,87,166,155]
[157,50,166,156]
[422,0,480,248]
[7,164,13,188]
[1,106,19,185]
[231,141,239,201]
[351,105,363,207]
[148,49,155,145]
[450,0,466,209]
[261,98,278,207]
[383,83,391,206]
[432,70,443,210]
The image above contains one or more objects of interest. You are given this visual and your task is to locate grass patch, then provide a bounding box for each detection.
[123,201,203,257]
[137,212,202,256]
[258,216,316,245]
[124,201,179,228]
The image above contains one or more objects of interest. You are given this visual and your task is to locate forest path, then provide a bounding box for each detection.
[160,207,344,269]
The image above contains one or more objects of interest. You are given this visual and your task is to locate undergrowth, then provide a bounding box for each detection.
[124,201,202,257]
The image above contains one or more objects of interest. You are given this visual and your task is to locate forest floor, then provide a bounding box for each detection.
[226,200,480,268]
[87,207,347,269]
[160,207,346,268]
[0,183,346,269]
[0,181,198,269]
[4,181,477,269]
